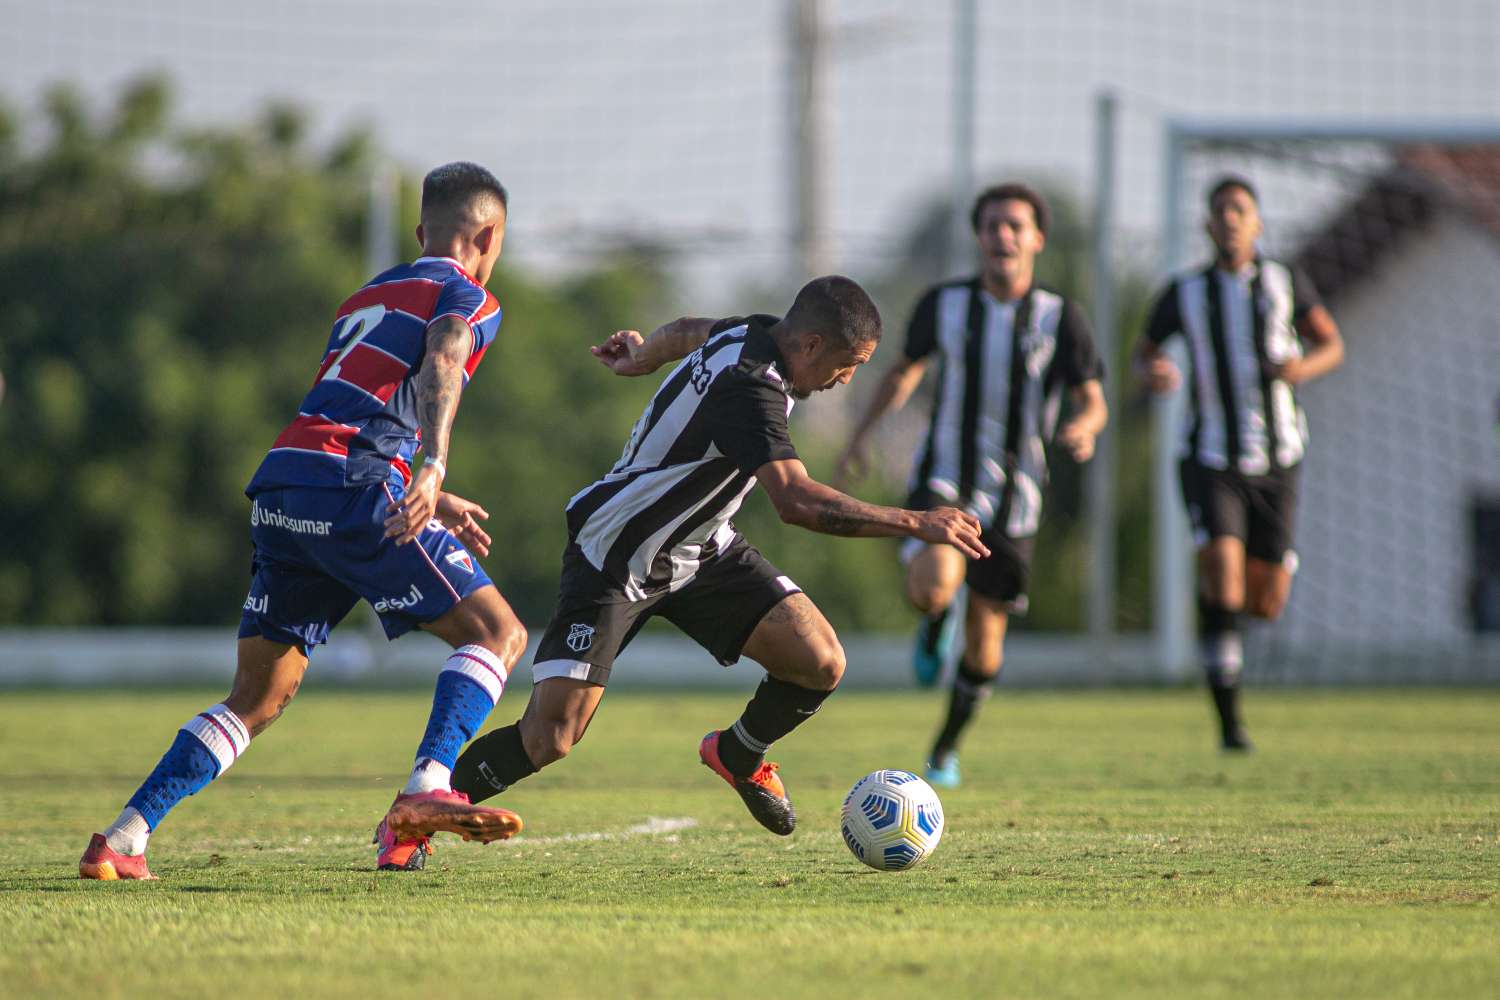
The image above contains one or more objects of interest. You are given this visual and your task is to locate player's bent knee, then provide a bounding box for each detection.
[1248,593,1286,621]
[458,591,529,666]
[965,648,1002,678]
[907,581,956,615]
[1201,581,1245,613]
[810,640,846,690]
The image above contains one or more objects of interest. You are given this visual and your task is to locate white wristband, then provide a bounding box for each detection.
[423,457,447,482]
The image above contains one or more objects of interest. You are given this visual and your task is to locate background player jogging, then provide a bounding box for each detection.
[444,276,988,836]
[835,183,1108,788]
[1133,174,1344,751]
[79,162,531,879]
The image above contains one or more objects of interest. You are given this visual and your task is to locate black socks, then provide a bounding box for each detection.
[1199,597,1246,744]
[931,659,997,760]
[716,676,835,777]
[451,724,538,804]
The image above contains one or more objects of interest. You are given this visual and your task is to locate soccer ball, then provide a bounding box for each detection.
[839,769,945,871]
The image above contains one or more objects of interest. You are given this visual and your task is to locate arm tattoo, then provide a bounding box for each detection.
[813,496,875,536]
[416,320,470,464]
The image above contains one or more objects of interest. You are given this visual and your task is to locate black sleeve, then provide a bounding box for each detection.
[1143,282,1181,345]
[709,316,747,336]
[902,288,942,361]
[1056,300,1104,387]
[1290,266,1323,320]
[702,371,800,476]
[709,313,780,336]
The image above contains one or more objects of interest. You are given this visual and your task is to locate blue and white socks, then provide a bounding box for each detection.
[100,644,508,853]
[403,644,507,795]
[106,703,250,855]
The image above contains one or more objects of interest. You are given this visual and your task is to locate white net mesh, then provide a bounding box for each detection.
[1169,136,1500,682]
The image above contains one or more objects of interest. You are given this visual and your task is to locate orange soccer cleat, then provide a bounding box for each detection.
[382,788,522,845]
[79,833,156,881]
[698,730,796,836]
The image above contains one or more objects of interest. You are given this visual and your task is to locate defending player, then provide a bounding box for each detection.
[834,184,1108,788]
[1134,175,1344,750]
[445,276,988,836]
[80,163,528,879]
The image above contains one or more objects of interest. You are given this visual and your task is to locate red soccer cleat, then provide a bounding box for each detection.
[698,730,796,836]
[382,789,522,845]
[79,833,156,881]
[373,814,432,872]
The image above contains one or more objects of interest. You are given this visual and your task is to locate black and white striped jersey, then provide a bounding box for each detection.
[1146,258,1322,474]
[564,316,798,601]
[905,279,1102,538]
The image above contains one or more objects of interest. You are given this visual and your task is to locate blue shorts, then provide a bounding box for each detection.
[238,483,494,651]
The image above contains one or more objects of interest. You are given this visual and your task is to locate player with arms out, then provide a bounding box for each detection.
[80,162,529,879]
[1134,175,1344,750]
[834,184,1108,788]
[445,276,988,836]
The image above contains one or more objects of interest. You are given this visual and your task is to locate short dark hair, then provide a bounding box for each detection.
[421,161,508,225]
[970,183,1050,235]
[784,275,882,350]
[1207,174,1258,210]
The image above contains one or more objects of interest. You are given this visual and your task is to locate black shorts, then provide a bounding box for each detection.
[905,488,1036,612]
[1179,458,1300,563]
[531,537,801,687]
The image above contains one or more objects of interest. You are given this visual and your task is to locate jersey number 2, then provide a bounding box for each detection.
[321,304,387,383]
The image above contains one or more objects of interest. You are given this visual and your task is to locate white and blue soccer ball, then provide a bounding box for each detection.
[839,769,945,871]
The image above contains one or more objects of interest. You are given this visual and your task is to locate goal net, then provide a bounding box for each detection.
[1162,126,1500,683]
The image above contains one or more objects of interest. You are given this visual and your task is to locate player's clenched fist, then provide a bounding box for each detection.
[1139,355,1181,394]
[915,507,990,560]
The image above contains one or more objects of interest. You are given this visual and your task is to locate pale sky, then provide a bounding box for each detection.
[4,0,1498,307]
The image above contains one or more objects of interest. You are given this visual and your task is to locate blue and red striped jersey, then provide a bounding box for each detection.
[246,256,501,495]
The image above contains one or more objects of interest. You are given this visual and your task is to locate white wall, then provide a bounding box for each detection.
[1270,216,1500,664]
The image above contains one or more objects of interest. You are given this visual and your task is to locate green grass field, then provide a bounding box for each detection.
[1,686,1495,999]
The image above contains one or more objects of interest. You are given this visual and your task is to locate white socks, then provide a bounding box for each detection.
[104,806,151,856]
[403,758,453,795]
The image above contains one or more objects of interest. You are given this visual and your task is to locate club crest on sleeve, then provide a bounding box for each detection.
[445,548,474,574]
[566,623,595,652]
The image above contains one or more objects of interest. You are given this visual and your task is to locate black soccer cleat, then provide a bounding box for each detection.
[698,730,796,836]
[1221,727,1255,753]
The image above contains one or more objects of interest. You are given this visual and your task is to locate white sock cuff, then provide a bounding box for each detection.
[104,806,151,856]
[442,644,508,703]
[181,703,251,774]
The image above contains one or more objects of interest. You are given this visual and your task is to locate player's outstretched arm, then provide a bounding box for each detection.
[384,315,470,545]
[833,357,929,488]
[591,316,718,376]
[755,458,989,559]
[1282,305,1344,385]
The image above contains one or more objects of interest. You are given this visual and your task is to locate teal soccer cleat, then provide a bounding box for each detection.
[925,753,961,789]
[912,607,958,688]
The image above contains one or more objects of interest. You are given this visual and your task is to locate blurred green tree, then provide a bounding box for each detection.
[0,78,673,628]
[0,80,1158,640]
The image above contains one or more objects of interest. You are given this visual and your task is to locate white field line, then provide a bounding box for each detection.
[202,817,699,854]
[505,816,698,847]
